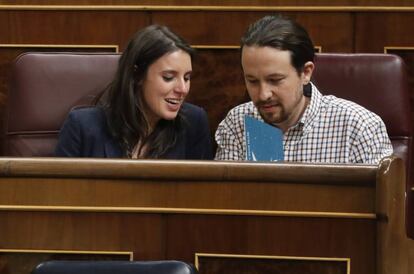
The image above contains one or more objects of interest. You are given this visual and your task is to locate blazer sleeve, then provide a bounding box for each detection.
[184,104,214,160]
[55,110,83,157]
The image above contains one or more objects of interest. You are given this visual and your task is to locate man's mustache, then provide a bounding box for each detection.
[255,100,280,108]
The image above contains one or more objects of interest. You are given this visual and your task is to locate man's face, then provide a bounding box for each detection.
[241,46,313,130]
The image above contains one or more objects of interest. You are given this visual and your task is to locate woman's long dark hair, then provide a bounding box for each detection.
[100,25,195,158]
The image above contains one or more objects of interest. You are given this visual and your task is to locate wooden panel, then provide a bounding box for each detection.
[2,1,414,7]
[0,177,376,213]
[291,13,353,53]
[0,211,164,259]
[167,214,375,274]
[152,11,353,52]
[196,255,348,274]
[0,10,149,46]
[355,13,414,52]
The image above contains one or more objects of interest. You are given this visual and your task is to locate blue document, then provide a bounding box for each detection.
[244,115,284,162]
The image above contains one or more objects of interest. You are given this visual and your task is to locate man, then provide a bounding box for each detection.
[214,15,393,164]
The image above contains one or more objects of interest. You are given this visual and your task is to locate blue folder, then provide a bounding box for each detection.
[244,115,284,162]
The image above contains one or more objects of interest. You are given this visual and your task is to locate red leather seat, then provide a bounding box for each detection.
[312,53,413,239]
[5,52,120,156]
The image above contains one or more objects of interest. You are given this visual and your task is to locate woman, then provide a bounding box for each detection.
[55,25,213,159]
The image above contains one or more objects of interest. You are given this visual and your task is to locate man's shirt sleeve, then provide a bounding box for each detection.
[351,118,393,164]
[214,111,245,161]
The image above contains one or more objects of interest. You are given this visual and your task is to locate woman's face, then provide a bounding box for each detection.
[141,49,192,128]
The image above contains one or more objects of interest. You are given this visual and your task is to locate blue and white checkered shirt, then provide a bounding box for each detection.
[214,83,393,164]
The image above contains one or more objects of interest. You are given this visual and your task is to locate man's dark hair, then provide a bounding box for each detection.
[241,15,315,73]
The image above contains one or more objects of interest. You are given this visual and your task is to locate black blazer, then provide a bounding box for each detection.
[55,103,213,160]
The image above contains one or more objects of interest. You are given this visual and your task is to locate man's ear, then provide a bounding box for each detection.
[302,61,315,84]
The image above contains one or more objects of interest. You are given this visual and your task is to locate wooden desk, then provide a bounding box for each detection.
[0,157,412,274]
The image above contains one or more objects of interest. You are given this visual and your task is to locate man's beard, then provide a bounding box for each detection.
[256,100,287,125]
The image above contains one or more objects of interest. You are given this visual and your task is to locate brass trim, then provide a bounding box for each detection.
[195,253,350,274]
[384,46,414,53]
[193,45,240,49]
[0,205,376,219]
[0,248,134,261]
[193,45,323,52]
[0,43,319,53]
[0,43,119,52]
[0,5,414,12]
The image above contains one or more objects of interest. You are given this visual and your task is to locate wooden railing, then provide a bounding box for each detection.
[0,156,412,274]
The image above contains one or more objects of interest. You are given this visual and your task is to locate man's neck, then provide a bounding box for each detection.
[275,96,310,133]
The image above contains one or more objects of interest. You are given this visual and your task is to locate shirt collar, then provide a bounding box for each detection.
[296,82,322,131]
